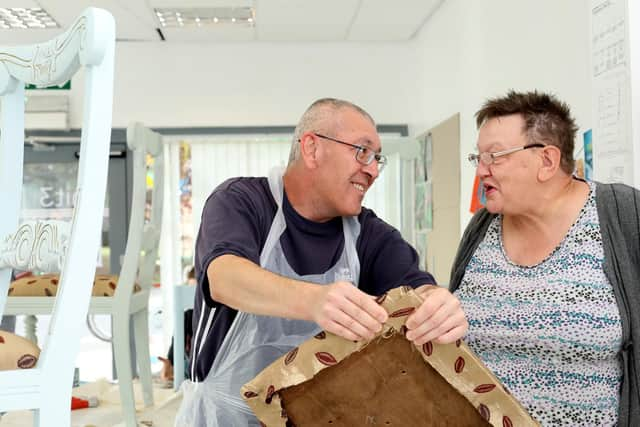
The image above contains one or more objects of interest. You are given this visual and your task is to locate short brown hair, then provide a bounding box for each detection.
[475,90,578,174]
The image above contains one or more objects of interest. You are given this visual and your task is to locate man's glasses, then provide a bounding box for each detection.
[313,133,387,172]
[467,143,545,167]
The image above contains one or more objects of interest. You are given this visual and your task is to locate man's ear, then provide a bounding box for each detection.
[299,132,319,168]
[537,145,561,181]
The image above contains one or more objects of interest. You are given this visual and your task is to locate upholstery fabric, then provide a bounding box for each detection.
[0,330,40,371]
[8,274,141,297]
[243,287,539,426]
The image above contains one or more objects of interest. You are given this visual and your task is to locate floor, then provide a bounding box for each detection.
[11,286,167,382]
[1,286,184,426]
[0,379,182,427]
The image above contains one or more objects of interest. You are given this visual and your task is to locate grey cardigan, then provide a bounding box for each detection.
[449,182,640,426]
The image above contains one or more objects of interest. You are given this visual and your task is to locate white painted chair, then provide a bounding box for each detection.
[173,283,197,391]
[86,122,164,426]
[0,7,115,427]
[4,123,164,427]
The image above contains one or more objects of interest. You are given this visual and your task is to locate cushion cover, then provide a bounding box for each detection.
[0,330,40,371]
[9,274,140,297]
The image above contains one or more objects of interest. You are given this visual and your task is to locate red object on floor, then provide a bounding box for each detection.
[71,396,99,410]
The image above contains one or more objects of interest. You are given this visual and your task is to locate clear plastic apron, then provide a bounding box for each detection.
[175,167,361,426]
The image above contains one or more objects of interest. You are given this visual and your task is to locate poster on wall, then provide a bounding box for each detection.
[574,129,593,180]
[415,133,433,183]
[584,129,593,180]
[415,182,425,229]
[590,0,634,184]
[469,175,485,214]
[424,133,433,182]
[415,230,428,271]
[415,181,433,230]
[414,147,425,182]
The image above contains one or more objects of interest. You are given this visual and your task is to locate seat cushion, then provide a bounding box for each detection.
[242,287,539,426]
[0,330,40,370]
[9,274,141,297]
[8,273,60,296]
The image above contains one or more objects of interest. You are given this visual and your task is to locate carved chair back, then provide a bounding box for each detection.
[0,8,115,423]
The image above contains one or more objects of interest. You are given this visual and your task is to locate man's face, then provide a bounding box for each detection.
[315,109,382,220]
[475,114,539,215]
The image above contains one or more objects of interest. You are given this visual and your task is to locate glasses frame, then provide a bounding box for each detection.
[311,133,387,172]
[468,143,546,167]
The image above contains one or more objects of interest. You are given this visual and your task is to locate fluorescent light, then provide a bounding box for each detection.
[0,7,59,29]
[155,7,255,28]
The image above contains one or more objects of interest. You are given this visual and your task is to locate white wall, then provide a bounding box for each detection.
[411,0,593,230]
[66,41,422,129]
[62,1,594,233]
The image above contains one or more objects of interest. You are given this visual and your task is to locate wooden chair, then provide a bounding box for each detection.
[0,7,115,426]
[4,123,164,426]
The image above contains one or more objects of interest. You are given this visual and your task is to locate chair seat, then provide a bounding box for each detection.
[0,330,40,371]
[8,274,141,297]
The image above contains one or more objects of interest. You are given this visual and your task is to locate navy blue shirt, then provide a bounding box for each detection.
[190,177,435,381]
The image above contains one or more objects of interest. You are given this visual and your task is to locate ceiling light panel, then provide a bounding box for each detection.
[0,7,59,29]
[155,7,255,28]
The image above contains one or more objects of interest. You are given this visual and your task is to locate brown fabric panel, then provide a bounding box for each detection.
[242,287,539,427]
[280,333,490,426]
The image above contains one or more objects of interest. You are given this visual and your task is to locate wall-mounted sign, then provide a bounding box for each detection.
[25,80,71,90]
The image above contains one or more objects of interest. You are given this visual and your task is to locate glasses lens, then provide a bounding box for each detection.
[479,152,494,166]
[354,147,370,164]
[355,147,386,172]
[468,154,479,166]
[377,155,387,172]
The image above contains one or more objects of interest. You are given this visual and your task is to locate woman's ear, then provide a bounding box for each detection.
[537,145,561,181]
[299,132,318,168]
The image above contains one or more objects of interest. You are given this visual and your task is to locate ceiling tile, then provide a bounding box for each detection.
[0,0,444,45]
[160,25,255,42]
[256,0,360,41]
[348,0,443,41]
[149,0,253,7]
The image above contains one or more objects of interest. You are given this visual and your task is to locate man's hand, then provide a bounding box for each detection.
[405,285,468,345]
[310,281,389,342]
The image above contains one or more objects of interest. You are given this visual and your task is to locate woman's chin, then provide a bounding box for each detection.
[484,201,502,214]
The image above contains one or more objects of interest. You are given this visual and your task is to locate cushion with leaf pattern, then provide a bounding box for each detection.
[8,273,141,297]
[0,330,40,371]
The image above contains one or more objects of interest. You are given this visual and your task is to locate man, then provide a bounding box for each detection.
[176,98,468,426]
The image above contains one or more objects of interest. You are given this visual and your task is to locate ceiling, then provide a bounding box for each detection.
[0,0,443,44]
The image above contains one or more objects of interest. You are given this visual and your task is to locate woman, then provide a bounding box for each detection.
[450,90,640,426]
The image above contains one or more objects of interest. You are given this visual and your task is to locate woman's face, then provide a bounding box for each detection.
[475,114,541,215]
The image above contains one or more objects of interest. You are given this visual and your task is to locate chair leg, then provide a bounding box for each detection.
[133,309,154,407]
[34,389,71,427]
[113,314,137,427]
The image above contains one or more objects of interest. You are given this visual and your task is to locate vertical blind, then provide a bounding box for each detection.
[188,136,400,236]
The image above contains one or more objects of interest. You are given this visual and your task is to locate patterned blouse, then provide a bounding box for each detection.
[455,182,622,426]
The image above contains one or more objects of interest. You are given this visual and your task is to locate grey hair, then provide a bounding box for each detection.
[288,98,375,165]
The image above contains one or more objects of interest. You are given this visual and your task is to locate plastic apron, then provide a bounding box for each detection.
[175,167,361,427]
